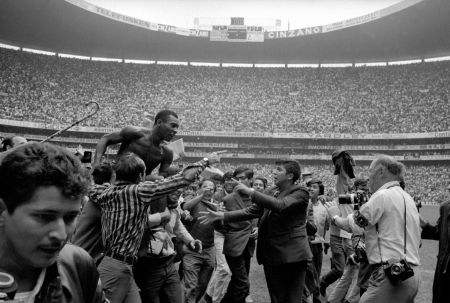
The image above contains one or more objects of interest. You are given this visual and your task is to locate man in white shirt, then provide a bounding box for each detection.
[325,155,421,303]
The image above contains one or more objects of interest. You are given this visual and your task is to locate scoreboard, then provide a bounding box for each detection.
[210,25,264,42]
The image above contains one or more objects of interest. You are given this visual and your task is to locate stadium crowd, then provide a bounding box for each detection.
[212,163,450,205]
[0,48,449,133]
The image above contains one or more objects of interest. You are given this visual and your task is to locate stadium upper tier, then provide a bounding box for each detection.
[1,0,450,63]
[0,48,449,134]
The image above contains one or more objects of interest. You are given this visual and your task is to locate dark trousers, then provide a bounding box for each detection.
[221,249,251,303]
[264,261,308,303]
[310,243,323,303]
[320,235,353,288]
[134,255,182,303]
[310,243,323,278]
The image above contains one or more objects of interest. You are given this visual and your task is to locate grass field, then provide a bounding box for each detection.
[247,205,440,303]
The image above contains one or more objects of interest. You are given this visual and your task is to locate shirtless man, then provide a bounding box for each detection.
[94,109,179,180]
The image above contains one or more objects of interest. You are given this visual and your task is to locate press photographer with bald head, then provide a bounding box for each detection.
[324,155,421,303]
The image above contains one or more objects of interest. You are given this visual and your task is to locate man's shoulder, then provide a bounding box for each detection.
[58,244,96,268]
[120,126,148,139]
[283,184,309,196]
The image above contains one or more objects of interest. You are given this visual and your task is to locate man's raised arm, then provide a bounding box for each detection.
[94,126,143,165]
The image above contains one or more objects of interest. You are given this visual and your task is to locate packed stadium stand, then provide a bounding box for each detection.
[0,48,449,133]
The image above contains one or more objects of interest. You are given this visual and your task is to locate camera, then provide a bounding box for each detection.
[354,243,368,263]
[338,192,369,210]
[383,259,414,284]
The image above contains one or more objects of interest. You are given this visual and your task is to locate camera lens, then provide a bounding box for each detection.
[391,264,402,275]
[338,194,354,204]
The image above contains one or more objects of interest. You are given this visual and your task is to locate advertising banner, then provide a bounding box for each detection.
[64,0,208,38]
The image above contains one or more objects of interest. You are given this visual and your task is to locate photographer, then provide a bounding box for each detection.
[327,176,370,303]
[324,155,421,303]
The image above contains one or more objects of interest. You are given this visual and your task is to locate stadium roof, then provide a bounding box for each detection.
[1,0,450,63]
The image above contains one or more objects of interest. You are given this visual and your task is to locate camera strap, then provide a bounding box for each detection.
[376,194,407,263]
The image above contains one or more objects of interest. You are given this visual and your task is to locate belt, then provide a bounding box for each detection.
[138,254,175,267]
[104,251,137,266]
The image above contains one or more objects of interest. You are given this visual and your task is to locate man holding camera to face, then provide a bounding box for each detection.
[324,155,421,303]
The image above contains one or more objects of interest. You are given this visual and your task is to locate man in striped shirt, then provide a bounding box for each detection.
[93,152,210,303]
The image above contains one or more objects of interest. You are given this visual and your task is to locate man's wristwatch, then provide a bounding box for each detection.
[332,215,339,225]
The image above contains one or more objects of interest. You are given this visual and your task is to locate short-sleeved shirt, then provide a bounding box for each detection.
[349,181,421,265]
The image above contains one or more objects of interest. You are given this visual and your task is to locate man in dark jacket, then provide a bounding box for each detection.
[421,185,450,303]
[200,159,312,303]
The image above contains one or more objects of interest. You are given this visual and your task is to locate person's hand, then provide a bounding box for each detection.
[199,209,225,224]
[160,208,171,224]
[324,201,341,219]
[419,215,428,229]
[324,243,330,254]
[250,227,258,239]
[205,150,227,165]
[232,179,253,196]
[347,253,359,265]
[217,202,226,212]
[189,239,203,253]
[318,195,327,204]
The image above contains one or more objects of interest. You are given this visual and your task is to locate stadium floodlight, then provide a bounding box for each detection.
[91,57,122,62]
[388,59,421,65]
[321,63,352,68]
[23,48,55,56]
[254,64,285,68]
[222,63,253,67]
[59,53,90,60]
[124,59,155,64]
[424,56,450,62]
[190,62,221,67]
[157,61,188,66]
[0,43,20,50]
[287,64,319,68]
[355,62,387,67]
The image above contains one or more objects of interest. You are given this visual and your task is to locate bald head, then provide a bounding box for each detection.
[368,155,405,193]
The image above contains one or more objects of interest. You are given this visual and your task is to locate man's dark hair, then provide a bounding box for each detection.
[210,174,223,185]
[0,143,91,213]
[92,161,114,185]
[154,110,178,125]
[222,171,234,182]
[114,153,146,183]
[275,159,301,183]
[1,136,13,151]
[306,178,324,195]
[233,167,254,180]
